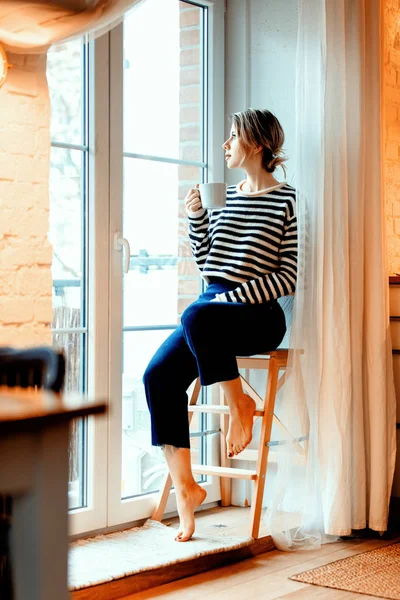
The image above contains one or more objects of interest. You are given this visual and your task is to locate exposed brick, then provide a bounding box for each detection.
[0,238,53,268]
[386,122,400,142]
[0,125,36,156]
[180,144,202,162]
[0,297,34,324]
[16,266,53,296]
[35,127,51,156]
[180,48,200,67]
[7,182,37,209]
[0,180,12,207]
[0,238,34,269]
[386,66,398,87]
[33,182,50,209]
[0,151,18,181]
[386,142,399,160]
[0,50,51,345]
[34,297,53,324]
[180,106,201,124]
[179,9,200,28]
[178,165,200,182]
[385,87,400,107]
[178,239,193,257]
[179,124,201,142]
[16,153,49,183]
[3,208,49,238]
[178,278,201,295]
[0,270,18,295]
[178,296,196,314]
[180,67,201,86]
[386,161,400,182]
[178,259,199,276]
[180,29,200,48]
[178,200,188,216]
[179,219,189,238]
[178,183,199,200]
[385,101,398,123]
[388,233,400,259]
[180,85,201,104]
[0,323,51,347]
[33,238,53,265]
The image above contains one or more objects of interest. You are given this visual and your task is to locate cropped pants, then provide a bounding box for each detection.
[143,277,286,448]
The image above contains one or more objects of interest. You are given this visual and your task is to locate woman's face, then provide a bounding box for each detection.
[222,125,247,169]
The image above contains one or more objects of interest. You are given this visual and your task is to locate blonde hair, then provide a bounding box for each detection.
[231,108,287,176]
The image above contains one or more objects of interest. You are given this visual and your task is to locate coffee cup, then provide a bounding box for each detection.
[199,183,227,209]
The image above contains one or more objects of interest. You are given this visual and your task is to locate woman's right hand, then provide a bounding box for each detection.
[185,185,203,215]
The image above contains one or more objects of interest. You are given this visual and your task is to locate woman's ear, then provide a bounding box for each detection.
[253,145,263,155]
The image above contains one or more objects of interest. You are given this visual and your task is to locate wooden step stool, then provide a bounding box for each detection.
[151,348,307,539]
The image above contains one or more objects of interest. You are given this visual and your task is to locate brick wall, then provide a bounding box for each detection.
[0,52,53,347]
[178,2,203,319]
[385,0,400,274]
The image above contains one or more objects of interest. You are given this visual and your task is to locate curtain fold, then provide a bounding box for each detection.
[0,1,145,53]
[265,0,397,550]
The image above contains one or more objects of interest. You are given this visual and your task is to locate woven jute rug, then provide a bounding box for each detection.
[291,542,400,600]
[68,518,252,591]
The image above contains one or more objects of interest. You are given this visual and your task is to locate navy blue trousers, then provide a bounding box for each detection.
[143,278,286,448]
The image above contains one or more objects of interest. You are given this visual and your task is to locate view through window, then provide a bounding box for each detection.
[120,0,208,499]
[47,39,88,511]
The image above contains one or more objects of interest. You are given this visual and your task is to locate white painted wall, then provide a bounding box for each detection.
[224,0,298,187]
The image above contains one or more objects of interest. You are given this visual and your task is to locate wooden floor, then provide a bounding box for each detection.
[118,507,400,600]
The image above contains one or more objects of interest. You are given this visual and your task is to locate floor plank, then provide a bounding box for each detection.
[122,536,400,600]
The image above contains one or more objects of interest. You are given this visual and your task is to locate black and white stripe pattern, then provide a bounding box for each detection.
[188,183,297,304]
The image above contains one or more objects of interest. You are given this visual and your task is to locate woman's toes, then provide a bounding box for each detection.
[177,533,191,542]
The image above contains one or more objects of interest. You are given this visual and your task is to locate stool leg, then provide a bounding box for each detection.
[219,386,231,506]
[249,356,280,539]
[151,378,201,521]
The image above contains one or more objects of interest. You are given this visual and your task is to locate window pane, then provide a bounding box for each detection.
[123,0,203,162]
[121,0,207,504]
[47,39,84,145]
[123,158,202,327]
[52,332,86,510]
[49,147,84,321]
[121,330,204,500]
[48,40,88,513]
[122,329,172,499]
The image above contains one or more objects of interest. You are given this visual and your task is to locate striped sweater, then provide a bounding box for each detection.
[188,181,297,304]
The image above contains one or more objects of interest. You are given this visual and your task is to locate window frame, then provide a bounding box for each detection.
[66,0,225,537]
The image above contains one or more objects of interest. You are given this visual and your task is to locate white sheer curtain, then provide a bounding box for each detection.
[0,0,145,53]
[265,0,397,550]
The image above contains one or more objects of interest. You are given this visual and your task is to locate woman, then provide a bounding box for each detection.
[143,108,297,542]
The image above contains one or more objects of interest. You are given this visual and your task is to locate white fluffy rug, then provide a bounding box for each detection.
[68,518,252,591]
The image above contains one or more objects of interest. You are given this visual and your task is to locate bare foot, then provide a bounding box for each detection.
[175,482,207,542]
[226,394,256,457]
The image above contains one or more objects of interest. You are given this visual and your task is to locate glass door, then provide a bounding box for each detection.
[108,0,225,526]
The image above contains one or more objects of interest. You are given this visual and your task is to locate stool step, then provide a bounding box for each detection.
[188,405,264,417]
[230,449,306,466]
[191,464,257,480]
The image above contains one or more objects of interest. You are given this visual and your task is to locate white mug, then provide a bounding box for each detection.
[199,183,227,209]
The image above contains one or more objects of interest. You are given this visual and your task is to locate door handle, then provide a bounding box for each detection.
[114,231,131,274]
